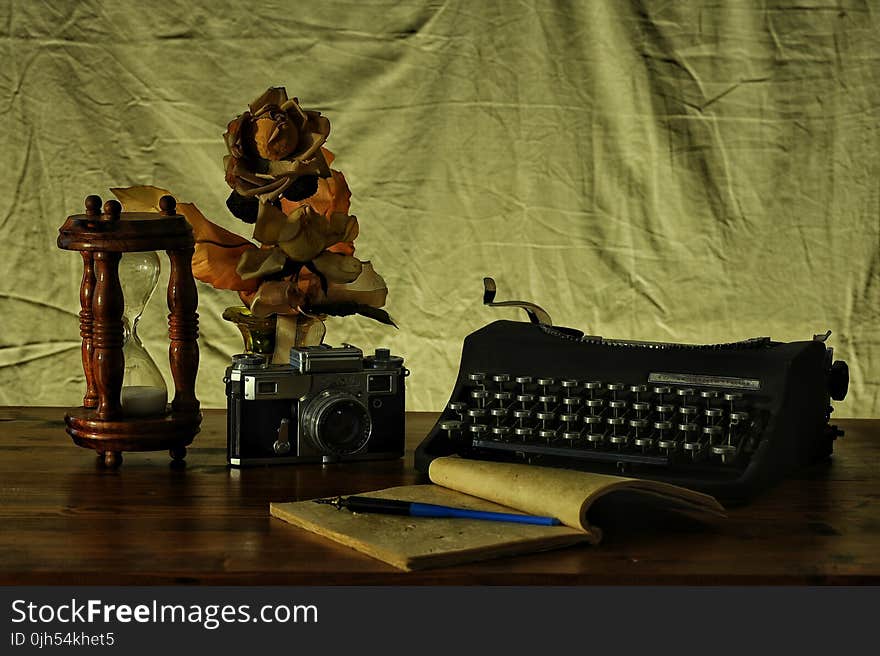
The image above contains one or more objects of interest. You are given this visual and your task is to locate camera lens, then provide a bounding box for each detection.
[303,392,372,456]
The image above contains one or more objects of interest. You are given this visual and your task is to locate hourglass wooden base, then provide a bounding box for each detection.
[58,195,201,468]
[64,411,201,467]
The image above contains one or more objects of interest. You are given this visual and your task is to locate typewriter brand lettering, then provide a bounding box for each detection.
[648,373,761,390]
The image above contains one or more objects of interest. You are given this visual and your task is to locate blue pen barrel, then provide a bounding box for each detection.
[410,502,562,526]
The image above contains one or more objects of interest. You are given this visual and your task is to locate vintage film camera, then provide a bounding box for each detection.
[225,344,408,466]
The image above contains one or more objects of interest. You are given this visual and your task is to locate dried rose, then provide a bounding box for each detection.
[223,87,331,202]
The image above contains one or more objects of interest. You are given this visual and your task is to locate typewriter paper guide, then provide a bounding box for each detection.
[270,484,590,571]
[428,457,727,538]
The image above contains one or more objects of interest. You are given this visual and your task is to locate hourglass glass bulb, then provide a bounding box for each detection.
[119,251,167,416]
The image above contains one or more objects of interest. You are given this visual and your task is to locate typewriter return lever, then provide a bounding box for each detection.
[483,277,553,326]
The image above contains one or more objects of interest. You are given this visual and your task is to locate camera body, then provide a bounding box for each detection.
[225,344,408,466]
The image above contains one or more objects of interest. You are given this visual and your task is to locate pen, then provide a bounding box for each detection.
[314,495,562,526]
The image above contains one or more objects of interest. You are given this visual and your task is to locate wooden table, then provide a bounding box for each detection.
[0,407,877,585]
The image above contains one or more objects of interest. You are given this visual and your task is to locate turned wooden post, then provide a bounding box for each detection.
[162,196,200,414]
[78,196,100,408]
[92,200,125,420]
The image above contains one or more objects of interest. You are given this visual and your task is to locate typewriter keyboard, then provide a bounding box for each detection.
[440,373,768,472]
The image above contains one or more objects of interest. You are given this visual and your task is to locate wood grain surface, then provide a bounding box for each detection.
[0,407,877,585]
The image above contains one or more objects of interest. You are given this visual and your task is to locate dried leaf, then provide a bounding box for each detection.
[192,243,259,292]
[110,185,171,212]
[176,201,254,248]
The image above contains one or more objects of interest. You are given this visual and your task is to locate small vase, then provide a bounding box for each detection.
[222,306,277,357]
[223,306,326,363]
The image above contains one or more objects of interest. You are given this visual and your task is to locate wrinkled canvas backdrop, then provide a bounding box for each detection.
[1,1,877,416]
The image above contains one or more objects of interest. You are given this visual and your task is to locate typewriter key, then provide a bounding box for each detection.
[630,384,647,394]
[516,393,535,407]
[560,412,579,425]
[703,425,723,442]
[655,403,674,416]
[562,431,581,443]
[537,394,558,408]
[562,396,582,408]
[535,410,555,426]
[705,408,724,421]
[730,411,749,424]
[493,391,513,403]
[469,424,489,436]
[492,374,511,386]
[514,426,533,440]
[561,379,579,390]
[490,407,508,424]
[512,408,532,424]
[584,381,603,394]
[537,428,557,443]
[585,398,605,410]
[470,389,489,407]
[683,440,703,455]
[536,378,555,393]
[583,415,603,426]
[468,372,487,386]
[712,443,737,463]
[515,376,533,390]
[467,408,488,420]
[631,401,650,415]
[492,426,511,440]
[448,401,468,420]
[586,432,605,445]
[679,405,698,417]
[440,420,463,441]
[658,437,677,451]
[609,399,627,412]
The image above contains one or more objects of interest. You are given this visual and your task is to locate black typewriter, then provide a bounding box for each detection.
[415,278,850,503]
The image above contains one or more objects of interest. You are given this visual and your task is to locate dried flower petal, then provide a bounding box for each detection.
[311,252,363,284]
[253,202,300,245]
[276,210,359,262]
[249,87,289,114]
[281,168,351,218]
[236,247,288,280]
[318,261,388,307]
[249,280,304,317]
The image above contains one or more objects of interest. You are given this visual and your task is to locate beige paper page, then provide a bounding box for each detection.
[428,457,726,535]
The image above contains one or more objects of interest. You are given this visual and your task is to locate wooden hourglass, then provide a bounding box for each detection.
[58,194,201,467]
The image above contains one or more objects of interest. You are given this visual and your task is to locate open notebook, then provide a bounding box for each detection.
[270,457,726,571]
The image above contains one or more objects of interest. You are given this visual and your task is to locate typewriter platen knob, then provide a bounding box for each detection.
[829,360,849,401]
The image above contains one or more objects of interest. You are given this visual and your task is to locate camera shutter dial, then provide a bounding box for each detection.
[302,391,372,457]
